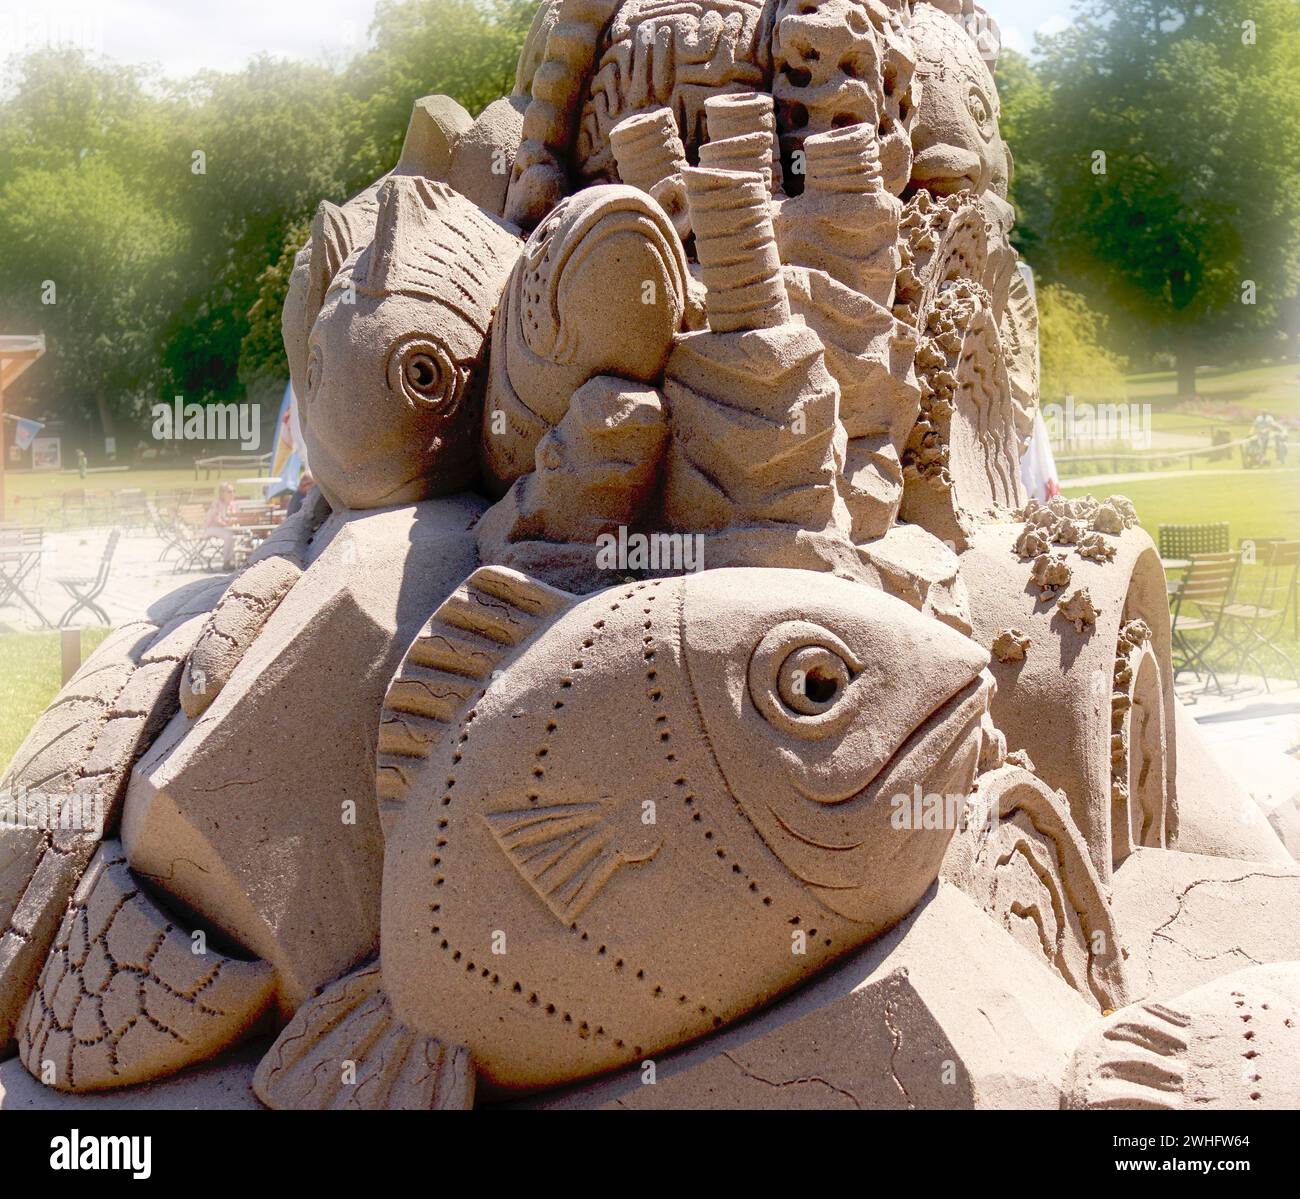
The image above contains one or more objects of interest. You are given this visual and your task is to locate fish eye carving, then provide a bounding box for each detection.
[748,621,862,740]
[388,337,464,414]
[778,645,850,714]
[968,85,995,142]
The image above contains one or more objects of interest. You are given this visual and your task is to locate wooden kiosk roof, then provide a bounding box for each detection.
[0,335,46,389]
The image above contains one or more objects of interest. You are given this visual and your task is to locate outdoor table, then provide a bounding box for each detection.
[0,539,55,627]
[233,523,281,567]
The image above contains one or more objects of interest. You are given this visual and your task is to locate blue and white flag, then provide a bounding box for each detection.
[13,417,43,452]
[266,381,305,498]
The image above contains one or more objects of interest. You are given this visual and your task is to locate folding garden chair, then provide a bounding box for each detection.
[55,529,120,627]
[1169,550,1240,694]
[170,504,225,573]
[151,492,187,561]
[59,489,88,531]
[114,488,151,534]
[1219,540,1300,689]
[1157,521,1230,568]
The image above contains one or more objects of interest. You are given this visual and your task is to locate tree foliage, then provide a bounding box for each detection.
[1037,283,1129,402]
[1002,0,1300,391]
[7,0,1298,445]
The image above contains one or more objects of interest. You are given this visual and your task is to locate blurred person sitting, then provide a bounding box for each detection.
[1249,412,1277,466]
[286,471,315,518]
[204,482,240,571]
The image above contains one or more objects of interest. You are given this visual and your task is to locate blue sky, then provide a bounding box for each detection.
[988,0,1076,56]
[0,0,1076,80]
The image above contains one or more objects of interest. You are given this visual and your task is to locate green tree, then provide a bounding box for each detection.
[1021,0,1300,396]
[158,56,351,405]
[1037,284,1129,402]
[238,0,534,385]
[995,49,1053,269]
[0,51,186,447]
[339,0,534,194]
[0,2,536,449]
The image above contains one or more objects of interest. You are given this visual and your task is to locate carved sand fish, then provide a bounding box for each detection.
[1066,964,1300,1110]
[301,175,522,510]
[256,564,995,1107]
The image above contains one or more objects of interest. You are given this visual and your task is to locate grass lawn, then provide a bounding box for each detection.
[0,628,110,777]
[1064,468,1300,545]
[1126,361,1300,417]
[3,465,276,528]
[1056,362,1299,478]
[1064,468,1300,675]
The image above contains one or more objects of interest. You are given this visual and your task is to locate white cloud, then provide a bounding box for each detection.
[0,0,379,80]
[1001,26,1031,56]
[1036,14,1073,39]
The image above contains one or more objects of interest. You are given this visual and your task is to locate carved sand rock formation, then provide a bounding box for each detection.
[1,0,1291,1112]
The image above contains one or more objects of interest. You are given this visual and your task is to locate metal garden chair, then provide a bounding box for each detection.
[170,504,226,573]
[1157,521,1230,562]
[55,529,121,627]
[1219,540,1300,689]
[1169,550,1240,694]
[0,526,51,627]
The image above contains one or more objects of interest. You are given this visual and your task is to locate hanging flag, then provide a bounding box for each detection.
[1014,261,1059,500]
[13,416,44,452]
[1020,408,1061,501]
[266,381,306,499]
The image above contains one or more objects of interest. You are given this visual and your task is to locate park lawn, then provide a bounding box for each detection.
[0,628,110,776]
[1063,468,1300,673]
[3,466,272,528]
[1064,467,1300,545]
[1053,361,1295,478]
[1125,361,1300,417]
[1063,466,1300,595]
[1146,410,1253,442]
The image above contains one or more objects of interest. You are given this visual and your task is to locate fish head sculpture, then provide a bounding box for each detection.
[679,566,993,927]
[377,565,994,1090]
[908,3,1009,198]
[301,176,521,510]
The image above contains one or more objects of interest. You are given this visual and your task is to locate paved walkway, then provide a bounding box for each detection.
[1177,674,1300,815]
[0,528,228,634]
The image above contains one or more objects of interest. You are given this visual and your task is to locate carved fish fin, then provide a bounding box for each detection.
[376,566,577,837]
[253,964,474,1110]
[484,800,646,923]
[307,200,356,317]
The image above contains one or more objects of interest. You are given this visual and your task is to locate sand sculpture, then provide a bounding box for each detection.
[2,0,1297,1111]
